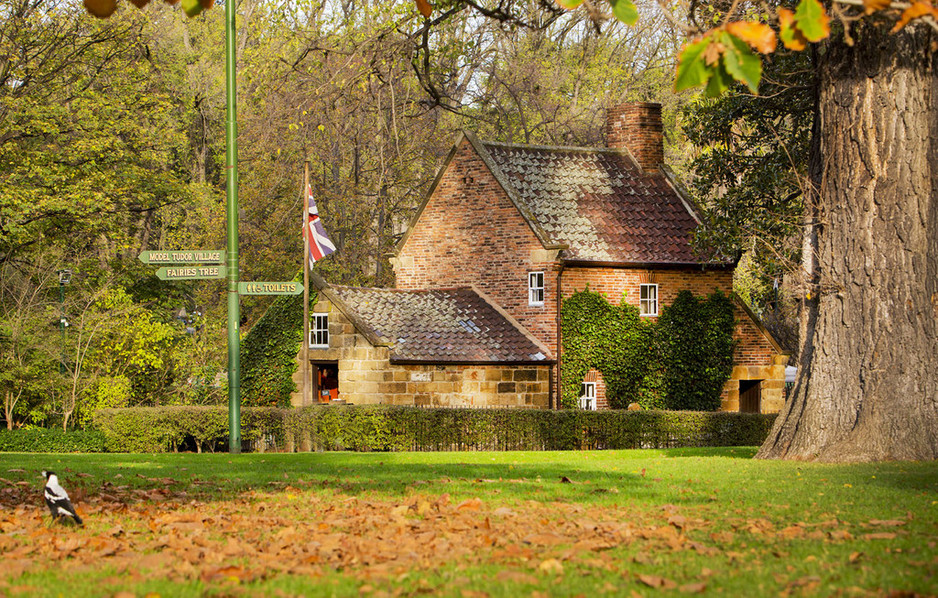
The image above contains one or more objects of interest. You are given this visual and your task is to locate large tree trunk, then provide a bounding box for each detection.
[758,22,938,461]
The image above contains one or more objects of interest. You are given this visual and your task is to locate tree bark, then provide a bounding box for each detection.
[758,22,938,461]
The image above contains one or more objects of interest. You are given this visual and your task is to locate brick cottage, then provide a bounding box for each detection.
[295,103,789,413]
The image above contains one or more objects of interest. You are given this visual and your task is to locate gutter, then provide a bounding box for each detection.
[555,258,565,410]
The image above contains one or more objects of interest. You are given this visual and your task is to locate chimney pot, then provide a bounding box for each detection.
[605,102,664,172]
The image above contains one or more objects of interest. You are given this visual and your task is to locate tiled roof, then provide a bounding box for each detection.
[328,285,551,364]
[480,141,718,265]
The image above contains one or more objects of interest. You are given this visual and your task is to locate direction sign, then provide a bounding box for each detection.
[156,265,227,280]
[239,282,303,295]
[139,250,226,265]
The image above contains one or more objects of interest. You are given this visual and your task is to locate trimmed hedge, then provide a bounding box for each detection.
[85,405,776,453]
[0,428,109,453]
[93,406,285,453]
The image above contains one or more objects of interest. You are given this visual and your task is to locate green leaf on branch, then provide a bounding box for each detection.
[609,0,639,26]
[675,36,715,93]
[555,0,586,9]
[721,32,762,93]
[704,65,735,97]
[793,0,831,42]
[181,0,204,17]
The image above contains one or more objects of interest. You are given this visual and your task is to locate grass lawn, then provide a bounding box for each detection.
[1,448,936,597]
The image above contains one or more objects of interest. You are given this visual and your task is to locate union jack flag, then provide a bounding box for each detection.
[304,184,336,267]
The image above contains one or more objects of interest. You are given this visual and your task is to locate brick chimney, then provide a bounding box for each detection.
[605,102,664,172]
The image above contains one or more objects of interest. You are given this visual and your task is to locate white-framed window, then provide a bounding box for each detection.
[310,314,329,348]
[528,271,545,306]
[579,382,597,410]
[640,283,658,317]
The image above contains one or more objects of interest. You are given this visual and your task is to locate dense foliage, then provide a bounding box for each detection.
[0,428,108,453]
[0,0,687,431]
[561,289,736,411]
[239,288,308,408]
[85,405,776,453]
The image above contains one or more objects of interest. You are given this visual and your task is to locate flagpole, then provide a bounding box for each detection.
[303,161,311,407]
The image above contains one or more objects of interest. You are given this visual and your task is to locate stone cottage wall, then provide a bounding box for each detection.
[291,299,550,409]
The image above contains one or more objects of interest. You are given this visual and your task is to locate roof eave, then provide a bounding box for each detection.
[560,259,736,271]
[389,357,556,366]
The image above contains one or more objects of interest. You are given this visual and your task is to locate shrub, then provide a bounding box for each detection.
[80,406,777,453]
[0,428,108,453]
[93,406,284,453]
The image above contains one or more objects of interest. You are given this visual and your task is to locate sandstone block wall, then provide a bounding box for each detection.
[293,299,551,409]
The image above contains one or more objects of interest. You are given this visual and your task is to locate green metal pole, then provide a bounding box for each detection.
[225,0,241,454]
[59,282,65,375]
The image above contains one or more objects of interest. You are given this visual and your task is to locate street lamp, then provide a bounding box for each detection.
[57,269,71,374]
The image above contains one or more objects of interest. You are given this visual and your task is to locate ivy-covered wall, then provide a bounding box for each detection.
[561,289,736,410]
[240,287,314,408]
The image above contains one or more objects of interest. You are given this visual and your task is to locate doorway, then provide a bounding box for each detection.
[739,379,762,413]
[313,362,339,404]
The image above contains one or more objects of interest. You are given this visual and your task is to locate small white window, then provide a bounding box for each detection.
[528,271,545,306]
[640,284,658,317]
[310,314,329,348]
[580,382,597,410]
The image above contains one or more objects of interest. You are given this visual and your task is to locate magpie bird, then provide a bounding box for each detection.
[41,470,83,526]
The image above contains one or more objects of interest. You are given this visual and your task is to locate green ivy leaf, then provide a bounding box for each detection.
[609,0,639,26]
[721,32,762,93]
[675,36,715,93]
[793,0,831,42]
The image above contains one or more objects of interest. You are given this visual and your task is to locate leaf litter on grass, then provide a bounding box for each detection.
[1,472,934,597]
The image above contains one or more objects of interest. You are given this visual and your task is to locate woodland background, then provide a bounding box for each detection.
[0,0,808,430]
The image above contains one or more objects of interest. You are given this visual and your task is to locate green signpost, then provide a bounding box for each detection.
[139,250,225,265]
[156,265,227,280]
[239,282,302,295]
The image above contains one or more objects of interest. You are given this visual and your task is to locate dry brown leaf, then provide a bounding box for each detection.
[456,498,483,511]
[862,532,897,540]
[415,0,432,18]
[496,570,540,585]
[637,574,677,589]
[679,582,707,593]
[523,533,568,547]
[538,558,564,575]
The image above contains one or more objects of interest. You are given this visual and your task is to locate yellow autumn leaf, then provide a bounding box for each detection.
[726,21,778,54]
[863,0,891,14]
[892,1,938,31]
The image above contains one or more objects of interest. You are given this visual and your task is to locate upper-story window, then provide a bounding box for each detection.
[640,283,658,317]
[310,313,329,348]
[580,382,597,410]
[528,271,545,306]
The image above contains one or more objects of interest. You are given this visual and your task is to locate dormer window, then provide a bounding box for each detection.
[528,271,545,306]
[310,314,329,348]
[640,284,658,317]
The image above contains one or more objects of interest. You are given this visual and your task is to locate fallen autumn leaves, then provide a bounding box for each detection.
[0,465,931,597]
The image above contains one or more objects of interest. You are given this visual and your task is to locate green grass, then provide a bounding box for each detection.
[2,448,937,597]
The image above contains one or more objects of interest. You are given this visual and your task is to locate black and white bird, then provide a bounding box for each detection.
[41,470,83,526]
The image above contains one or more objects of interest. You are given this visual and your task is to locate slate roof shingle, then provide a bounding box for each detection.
[480,141,720,265]
[327,285,551,364]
